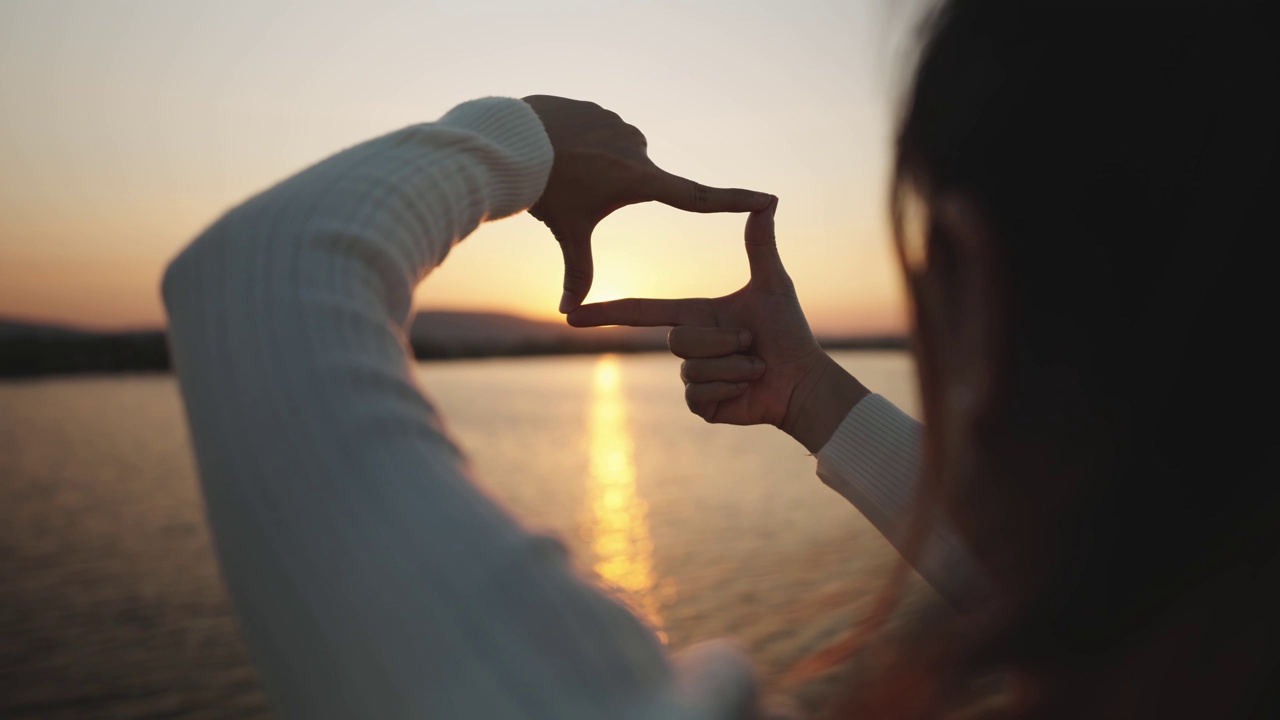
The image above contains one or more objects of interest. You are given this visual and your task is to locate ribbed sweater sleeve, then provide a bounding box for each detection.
[815,394,986,609]
[163,97,760,720]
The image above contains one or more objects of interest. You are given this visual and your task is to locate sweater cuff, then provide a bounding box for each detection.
[435,97,554,220]
[815,393,923,537]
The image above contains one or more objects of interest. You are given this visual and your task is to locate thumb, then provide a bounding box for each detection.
[744,197,791,292]
[556,221,596,313]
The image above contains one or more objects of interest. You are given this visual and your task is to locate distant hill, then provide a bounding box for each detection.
[0,311,904,378]
[0,321,169,377]
[0,319,94,341]
[409,311,669,358]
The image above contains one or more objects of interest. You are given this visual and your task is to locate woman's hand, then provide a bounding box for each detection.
[567,199,869,452]
[521,95,772,313]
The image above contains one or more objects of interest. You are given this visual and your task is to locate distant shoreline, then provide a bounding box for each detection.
[0,313,907,379]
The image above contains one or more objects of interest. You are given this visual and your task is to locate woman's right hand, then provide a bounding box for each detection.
[567,199,870,452]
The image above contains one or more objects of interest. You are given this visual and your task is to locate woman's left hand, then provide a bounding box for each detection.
[566,199,868,452]
[522,95,772,313]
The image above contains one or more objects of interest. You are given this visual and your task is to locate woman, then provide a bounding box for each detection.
[576,1,1280,717]
[165,3,1278,720]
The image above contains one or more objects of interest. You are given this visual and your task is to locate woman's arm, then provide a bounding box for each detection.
[164,97,765,720]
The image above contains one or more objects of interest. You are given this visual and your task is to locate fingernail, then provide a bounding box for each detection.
[738,330,752,348]
[737,382,749,390]
[755,192,773,208]
[752,357,766,375]
[559,291,574,314]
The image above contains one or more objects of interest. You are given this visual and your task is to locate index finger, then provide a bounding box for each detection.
[566,297,712,328]
[649,170,773,214]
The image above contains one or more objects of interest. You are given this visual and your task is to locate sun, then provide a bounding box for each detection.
[583,278,632,305]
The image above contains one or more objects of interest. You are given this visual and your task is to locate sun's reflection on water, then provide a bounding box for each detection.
[583,354,667,640]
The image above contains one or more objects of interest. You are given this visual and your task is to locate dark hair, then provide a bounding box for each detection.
[836,2,1280,717]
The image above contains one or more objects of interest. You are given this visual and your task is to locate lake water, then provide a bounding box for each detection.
[0,350,937,718]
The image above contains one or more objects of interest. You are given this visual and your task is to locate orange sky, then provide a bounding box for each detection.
[0,0,923,336]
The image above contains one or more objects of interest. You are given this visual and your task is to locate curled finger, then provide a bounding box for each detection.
[684,381,749,422]
[680,356,765,384]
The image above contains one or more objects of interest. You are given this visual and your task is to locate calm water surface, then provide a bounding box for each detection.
[1,350,934,718]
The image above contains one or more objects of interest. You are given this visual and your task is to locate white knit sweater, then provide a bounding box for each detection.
[164,97,951,720]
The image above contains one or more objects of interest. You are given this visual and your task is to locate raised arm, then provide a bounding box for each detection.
[164,97,771,720]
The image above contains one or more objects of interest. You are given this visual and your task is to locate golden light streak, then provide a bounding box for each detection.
[582,354,667,641]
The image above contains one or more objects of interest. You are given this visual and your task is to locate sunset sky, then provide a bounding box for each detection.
[0,0,925,336]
